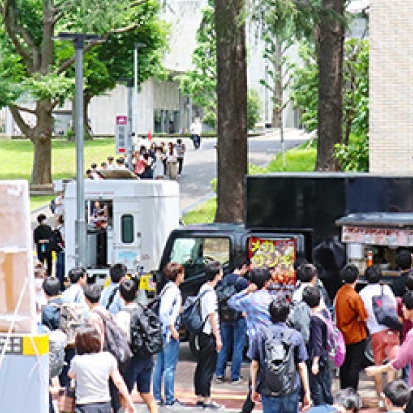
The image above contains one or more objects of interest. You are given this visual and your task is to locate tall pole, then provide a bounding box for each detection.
[74,36,87,268]
[57,32,100,267]
[127,79,133,171]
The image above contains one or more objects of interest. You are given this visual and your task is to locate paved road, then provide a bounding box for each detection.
[178,129,308,213]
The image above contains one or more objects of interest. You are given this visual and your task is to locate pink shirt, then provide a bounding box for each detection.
[391,328,413,387]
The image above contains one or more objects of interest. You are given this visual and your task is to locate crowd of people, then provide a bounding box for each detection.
[33,245,413,413]
[85,139,187,181]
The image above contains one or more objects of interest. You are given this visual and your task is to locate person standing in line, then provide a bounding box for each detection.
[33,213,53,276]
[68,325,135,413]
[107,156,116,170]
[302,285,333,406]
[393,249,413,297]
[99,263,127,315]
[116,279,159,413]
[359,265,399,405]
[228,267,273,413]
[153,262,184,407]
[190,117,202,149]
[166,142,178,180]
[335,264,368,390]
[55,215,65,291]
[215,258,249,384]
[250,295,311,413]
[175,138,186,176]
[305,387,363,413]
[152,146,165,180]
[194,261,224,410]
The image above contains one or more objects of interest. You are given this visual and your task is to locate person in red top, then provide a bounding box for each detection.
[335,264,368,390]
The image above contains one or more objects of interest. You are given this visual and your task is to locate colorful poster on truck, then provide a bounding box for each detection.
[248,237,296,295]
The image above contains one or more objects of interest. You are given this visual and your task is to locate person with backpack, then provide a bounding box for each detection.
[359,265,400,405]
[193,261,224,410]
[116,279,159,413]
[175,138,186,176]
[302,285,333,406]
[335,264,368,391]
[215,258,249,385]
[41,277,62,331]
[100,263,127,315]
[152,262,184,407]
[227,267,273,413]
[250,294,311,413]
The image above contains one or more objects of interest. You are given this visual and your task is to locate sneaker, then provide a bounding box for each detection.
[231,377,244,385]
[156,399,164,407]
[196,400,205,408]
[378,399,385,408]
[215,376,224,384]
[203,401,224,410]
[165,399,186,409]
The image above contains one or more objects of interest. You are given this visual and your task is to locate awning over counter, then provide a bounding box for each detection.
[336,213,413,246]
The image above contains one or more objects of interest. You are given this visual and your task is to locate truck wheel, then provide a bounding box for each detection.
[189,333,200,360]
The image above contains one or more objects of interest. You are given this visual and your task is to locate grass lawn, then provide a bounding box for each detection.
[0,138,117,210]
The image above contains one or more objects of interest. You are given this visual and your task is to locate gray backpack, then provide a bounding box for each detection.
[288,300,312,344]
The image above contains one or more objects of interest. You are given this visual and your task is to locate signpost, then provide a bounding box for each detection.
[115,115,129,154]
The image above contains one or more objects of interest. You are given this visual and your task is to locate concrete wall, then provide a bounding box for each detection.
[369,0,413,173]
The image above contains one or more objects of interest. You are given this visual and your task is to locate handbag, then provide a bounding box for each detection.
[372,284,402,331]
[58,385,75,413]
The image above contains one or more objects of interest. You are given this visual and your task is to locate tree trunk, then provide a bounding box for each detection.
[214,0,247,223]
[272,41,283,129]
[316,0,345,171]
[84,94,93,139]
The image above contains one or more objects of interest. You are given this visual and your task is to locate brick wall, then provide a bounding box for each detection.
[369,0,413,173]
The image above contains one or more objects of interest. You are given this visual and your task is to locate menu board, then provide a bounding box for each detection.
[342,225,412,246]
[249,237,296,294]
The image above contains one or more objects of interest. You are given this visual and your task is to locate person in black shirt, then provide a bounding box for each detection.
[33,213,53,276]
[392,249,412,297]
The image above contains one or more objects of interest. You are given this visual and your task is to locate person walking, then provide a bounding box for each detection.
[153,262,184,407]
[194,261,224,410]
[166,142,178,180]
[228,267,273,413]
[215,258,249,384]
[335,264,368,390]
[99,263,127,315]
[175,138,186,176]
[68,325,135,413]
[190,117,202,149]
[33,213,53,276]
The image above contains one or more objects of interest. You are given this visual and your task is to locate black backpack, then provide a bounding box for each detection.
[216,276,242,322]
[126,305,163,357]
[259,327,296,397]
[47,229,64,253]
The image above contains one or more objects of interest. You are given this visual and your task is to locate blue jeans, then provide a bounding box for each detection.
[261,391,299,413]
[153,338,180,404]
[308,355,333,406]
[216,318,247,381]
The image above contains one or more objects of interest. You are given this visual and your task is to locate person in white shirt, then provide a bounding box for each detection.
[194,261,224,410]
[190,117,202,149]
[166,142,178,180]
[359,265,400,403]
[68,324,135,413]
[152,262,184,407]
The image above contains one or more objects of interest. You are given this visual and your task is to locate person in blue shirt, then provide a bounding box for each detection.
[305,387,362,413]
[99,263,127,315]
[215,257,249,384]
[228,267,273,413]
[41,277,62,331]
[382,380,410,413]
[250,294,311,413]
[152,262,184,407]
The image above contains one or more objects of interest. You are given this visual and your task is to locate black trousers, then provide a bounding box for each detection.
[194,333,217,397]
[177,157,184,175]
[339,338,366,390]
[405,390,413,413]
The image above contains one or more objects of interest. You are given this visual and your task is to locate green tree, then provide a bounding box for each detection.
[0,0,166,185]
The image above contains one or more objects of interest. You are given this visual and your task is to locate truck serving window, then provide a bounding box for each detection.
[169,237,230,280]
[121,214,134,243]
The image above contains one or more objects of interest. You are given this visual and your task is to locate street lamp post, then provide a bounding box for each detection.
[133,43,145,138]
[56,32,100,267]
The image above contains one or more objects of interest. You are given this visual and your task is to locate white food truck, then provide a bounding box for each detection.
[63,171,180,289]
